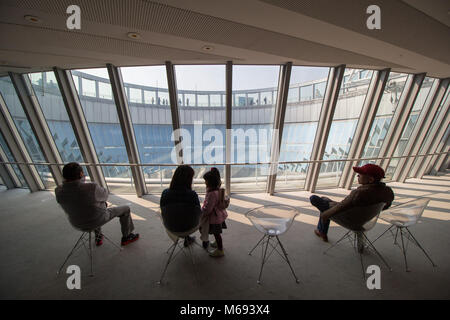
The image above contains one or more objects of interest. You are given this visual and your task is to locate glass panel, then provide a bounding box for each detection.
[276,66,329,191]
[409,87,450,177]
[28,71,85,166]
[71,68,133,194]
[0,77,53,188]
[120,66,174,193]
[231,65,280,192]
[386,77,435,179]
[359,72,408,172]
[300,85,313,101]
[317,68,373,188]
[81,77,96,97]
[0,131,27,187]
[98,81,113,100]
[175,65,226,193]
[128,87,142,104]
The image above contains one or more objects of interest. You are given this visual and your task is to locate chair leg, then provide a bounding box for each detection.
[57,232,86,276]
[405,227,437,268]
[362,233,392,271]
[102,233,123,251]
[257,236,271,284]
[371,225,395,244]
[249,234,267,256]
[89,232,94,277]
[276,236,300,284]
[323,230,351,255]
[158,238,179,285]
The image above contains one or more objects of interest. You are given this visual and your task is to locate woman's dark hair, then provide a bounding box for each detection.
[62,162,83,181]
[203,167,221,191]
[170,165,195,190]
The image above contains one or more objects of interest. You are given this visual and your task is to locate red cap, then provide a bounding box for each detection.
[353,164,385,180]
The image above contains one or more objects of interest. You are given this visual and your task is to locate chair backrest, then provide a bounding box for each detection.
[380,197,430,227]
[245,205,299,236]
[332,202,386,232]
[160,203,202,233]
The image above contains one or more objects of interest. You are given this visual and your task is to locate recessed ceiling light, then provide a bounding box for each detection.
[24,15,42,23]
[202,45,214,52]
[127,32,141,40]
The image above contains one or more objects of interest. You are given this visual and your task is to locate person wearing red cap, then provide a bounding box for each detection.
[310,163,394,242]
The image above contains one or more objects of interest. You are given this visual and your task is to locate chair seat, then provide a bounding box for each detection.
[379,212,419,227]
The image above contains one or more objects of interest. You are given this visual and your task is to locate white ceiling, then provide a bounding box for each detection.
[0,0,449,78]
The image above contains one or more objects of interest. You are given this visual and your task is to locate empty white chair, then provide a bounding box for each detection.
[372,197,436,272]
[246,205,300,284]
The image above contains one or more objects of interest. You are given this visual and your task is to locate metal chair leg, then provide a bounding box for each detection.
[275,236,300,284]
[405,227,437,268]
[371,225,395,244]
[257,236,271,284]
[362,233,392,271]
[89,232,94,277]
[57,232,86,276]
[158,238,179,285]
[249,234,267,256]
[102,233,123,251]
[323,230,351,254]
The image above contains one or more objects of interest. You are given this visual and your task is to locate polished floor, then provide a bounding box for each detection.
[0,172,449,300]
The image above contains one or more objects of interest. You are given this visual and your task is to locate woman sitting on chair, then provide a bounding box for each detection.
[160,165,201,246]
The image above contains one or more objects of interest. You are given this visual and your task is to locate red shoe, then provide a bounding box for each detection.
[314,229,328,242]
[95,234,104,246]
[121,233,139,246]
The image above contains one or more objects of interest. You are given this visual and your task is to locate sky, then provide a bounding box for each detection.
[75,65,330,91]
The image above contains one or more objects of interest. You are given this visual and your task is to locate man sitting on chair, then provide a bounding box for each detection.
[310,164,394,242]
[55,162,139,246]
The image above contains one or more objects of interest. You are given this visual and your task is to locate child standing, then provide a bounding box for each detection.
[200,168,228,257]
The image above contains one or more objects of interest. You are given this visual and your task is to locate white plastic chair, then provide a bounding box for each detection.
[245,205,300,284]
[57,226,122,277]
[323,202,390,278]
[372,197,436,272]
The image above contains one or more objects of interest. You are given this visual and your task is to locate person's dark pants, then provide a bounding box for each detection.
[310,195,331,235]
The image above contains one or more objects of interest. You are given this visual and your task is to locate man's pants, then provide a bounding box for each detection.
[94,205,134,239]
[310,195,331,235]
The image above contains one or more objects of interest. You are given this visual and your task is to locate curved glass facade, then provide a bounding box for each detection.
[0,65,442,194]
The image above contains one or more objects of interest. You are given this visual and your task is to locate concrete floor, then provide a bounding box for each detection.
[0,172,449,300]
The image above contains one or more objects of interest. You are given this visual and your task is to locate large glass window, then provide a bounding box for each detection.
[317,69,373,188]
[360,72,408,165]
[121,66,174,193]
[71,68,133,193]
[409,87,450,177]
[0,77,54,188]
[276,66,329,191]
[386,77,435,179]
[28,71,84,166]
[0,131,27,187]
[175,65,226,193]
[231,65,280,192]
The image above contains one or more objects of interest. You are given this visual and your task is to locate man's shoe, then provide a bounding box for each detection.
[95,234,104,246]
[202,241,209,249]
[209,249,224,257]
[314,229,328,242]
[184,236,195,247]
[121,233,139,246]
